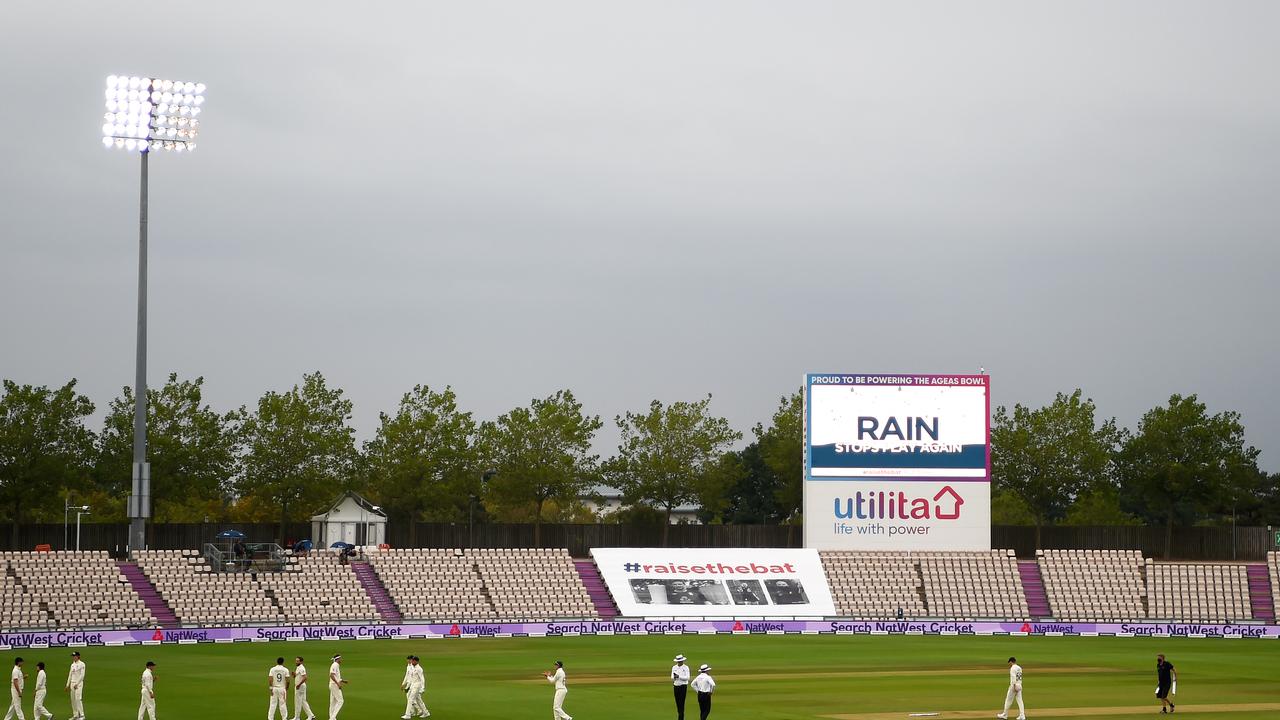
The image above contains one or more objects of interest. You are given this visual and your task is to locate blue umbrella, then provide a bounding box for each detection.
[215,529,246,540]
[330,541,354,550]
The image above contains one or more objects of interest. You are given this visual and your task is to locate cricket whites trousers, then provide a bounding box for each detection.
[138,690,155,720]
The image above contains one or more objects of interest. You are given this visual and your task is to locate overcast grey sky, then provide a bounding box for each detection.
[2,1,1277,470]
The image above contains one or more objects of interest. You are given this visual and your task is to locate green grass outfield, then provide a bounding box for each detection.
[8,634,1276,719]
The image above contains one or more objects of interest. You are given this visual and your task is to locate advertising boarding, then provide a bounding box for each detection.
[804,373,990,550]
[590,547,836,618]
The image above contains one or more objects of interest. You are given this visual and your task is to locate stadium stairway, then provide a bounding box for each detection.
[1017,560,1052,618]
[573,559,619,618]
[117,561,179,628]
[352,560,403,623]
[1245,564,1275,621]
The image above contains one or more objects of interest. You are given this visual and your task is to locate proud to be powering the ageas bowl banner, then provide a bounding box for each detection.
[804,373,991,551]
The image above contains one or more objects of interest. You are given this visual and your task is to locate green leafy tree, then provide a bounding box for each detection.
[990,489,1037,526]
[364,385,478,539]
[718,443,785,524]
[1116,394,1260,557]
[95,374,243,522]
[991,390,1120,546]
[1060,485,1141,526]
[237,372,358,541]
[479,390,601,544]
[755,390,803,521]
[606,395,742,543]
[0,379,96,545]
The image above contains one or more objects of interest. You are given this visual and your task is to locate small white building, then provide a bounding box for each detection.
[311,492,387,547]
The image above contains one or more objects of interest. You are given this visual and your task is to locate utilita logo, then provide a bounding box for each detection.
[833,486,963,520]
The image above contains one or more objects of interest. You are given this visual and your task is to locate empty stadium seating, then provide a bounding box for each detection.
[1146,561,1253,622]
[367,548,495,621]
[919,550,1029,620]
[366,547,596,622]
[135,549,280,625]
[820,551,927,619]
[1039,549,1145,621]
[135,549,383,626]
[1270,552,1280,618]
[0,550,154,629]
[475,548,596,621]
[263,552,380,624]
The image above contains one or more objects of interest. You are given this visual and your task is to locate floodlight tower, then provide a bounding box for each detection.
[101,74,206,551]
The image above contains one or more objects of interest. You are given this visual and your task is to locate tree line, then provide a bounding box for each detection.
[1,375,1276,553]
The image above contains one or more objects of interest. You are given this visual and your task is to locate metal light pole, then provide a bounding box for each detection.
[76,507,91,551]
[369,505,382,546]
[101,74,206,552]
[64,500,89,551]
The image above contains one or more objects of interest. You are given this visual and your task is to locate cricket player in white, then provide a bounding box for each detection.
[138,662,156,720]
[410,657,428,717]
[292,657,315,720]
[31,663,51,720]
[996,656,1025,720]
[543,661,570,720]
[327,656,347,720]
[268,658,291,720]
[5,658,24,720]
[400,656,427,719]
[65,652,85,720]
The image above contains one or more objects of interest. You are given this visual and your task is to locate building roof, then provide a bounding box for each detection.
[311,491,386,521]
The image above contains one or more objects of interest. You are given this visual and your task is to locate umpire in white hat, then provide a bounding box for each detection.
[670,655,690,720]
[690,664,716,720]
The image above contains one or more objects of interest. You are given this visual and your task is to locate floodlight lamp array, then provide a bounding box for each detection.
[102,75,206,153]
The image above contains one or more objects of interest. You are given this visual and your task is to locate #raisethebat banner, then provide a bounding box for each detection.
[590,548,837,618]
[805,373,991,551]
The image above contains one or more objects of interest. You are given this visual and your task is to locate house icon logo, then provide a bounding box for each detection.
[732,621,744,631]
[933,486,964,520]
[151,629,164,641]
[448,624,460,636]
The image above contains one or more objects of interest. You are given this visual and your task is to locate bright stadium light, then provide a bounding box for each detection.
[101,73,208,553]
[102,75,203,153]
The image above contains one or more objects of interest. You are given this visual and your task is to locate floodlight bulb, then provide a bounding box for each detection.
[190,106,201,117]
[124,139,136,150]
[101,123,113,135]
[114,138,125,148]
[193,95,204,106]
[194,83,206,94]
[102,136,114,148]
[162,80,173,92]
[174,143,185,152]
[106,75,119,88]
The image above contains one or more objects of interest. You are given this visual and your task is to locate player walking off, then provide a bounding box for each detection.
[1156,654,1177,713]
[137,662,156,720]
[400,655,428,719]
[996,656,1025,720]
[268,658,291,720]
[543,661,571,720]
[5,658,25,720]
[31,662,51,720]
[64,652,84,720]
[690,664,715,720]
[292,657,314,720]
[327,655,347,720]
[671,654,690,720]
